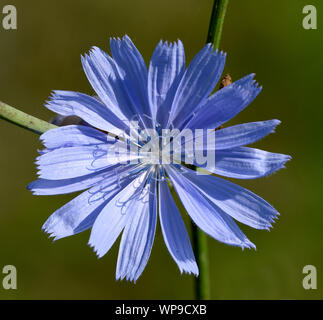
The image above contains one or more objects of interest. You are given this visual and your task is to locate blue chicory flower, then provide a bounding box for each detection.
[28,35,290,282]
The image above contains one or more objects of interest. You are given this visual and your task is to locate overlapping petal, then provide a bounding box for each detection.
[177,119,280,155]
[168,44,226,129]
[159,172,198,275]
[116,174,157,281]
[42,168,138,240]
[110,35,151,128]
[88,171,149,258]
[28,164,134,195]
[81,49,129,121]
[173,166,279,230]
[46,91,129,135]
[214,120,281,150]
[185,74,262,130]
[166,165,255,249]
[194,147,291,179]
[40,125,108,149]
[148,40,185,127]
[82,46,149,130]
[36,144,142,180]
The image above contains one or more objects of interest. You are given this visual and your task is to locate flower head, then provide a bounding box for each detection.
[28,35,290,282]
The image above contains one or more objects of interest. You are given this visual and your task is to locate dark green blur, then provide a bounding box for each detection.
[0,0,322,299]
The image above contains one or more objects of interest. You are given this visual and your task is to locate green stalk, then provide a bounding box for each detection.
[206,0,229,47]
[0,101,56,135]
[192,0,229,300]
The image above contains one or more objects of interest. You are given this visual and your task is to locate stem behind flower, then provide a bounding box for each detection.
[192,0,229,300]
[0,101,56,135]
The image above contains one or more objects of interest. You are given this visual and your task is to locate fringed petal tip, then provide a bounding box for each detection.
[116,272,134,283]
[235,73,262,92]
[26,180,47,196]
[26,181,34,191]
[240,239,256,250]
[115,267,142,283]
[256,119,280,133]
[110,34,131,44]
[178,261,199,277]
[153,38,184,50]
[27,188,39,196]
[233,74,262,107]
[85,46,104,59]
[270,119,281,127]
[41,220,64,242]
[115,274,137,283]
[254,212,279,231]
[46,90,72,104]
[223,238,256,251]
[280,154,292,168]
[284,154,292,162]
[264,119,281,135]
[42,226,60,242]
[207,147,291,180]
[239,81,262,97]
[87,240,105,259]
[263,211,280,231]
[204,42,227,56]
[263,153,292,177]
[263,154,292,177]
[80,53,88,65]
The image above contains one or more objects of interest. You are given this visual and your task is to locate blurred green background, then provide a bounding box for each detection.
[0,0,322,299]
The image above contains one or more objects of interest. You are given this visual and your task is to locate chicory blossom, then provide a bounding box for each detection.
[28,35,290,282]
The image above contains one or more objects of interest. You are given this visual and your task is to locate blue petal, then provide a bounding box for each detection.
[81,50,129,121]
[42,169,136,240]
[202,147,291,179]
[82,47,148,129]
[148,40,185,127]
[168,44,226,129]
[174,166,279,230]
[43,190,105,240]
[88,171,149,258]
[36,145,109,179]
[185,74,262,130]
[116,175,157,282]
[40,125,108,149]
[159,172,198,275]
[214,120,281,150]
[46,91,129,134]
[166,165,255,249]
[36,144,140,180]
[176,119,279,156]
[110,35,152,127]
[28,164,132,195]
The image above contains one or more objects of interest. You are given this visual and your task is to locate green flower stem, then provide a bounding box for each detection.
[192,222,210,300]
[206,0,229,47]
[0,100,56,135]
[192,0,229,300]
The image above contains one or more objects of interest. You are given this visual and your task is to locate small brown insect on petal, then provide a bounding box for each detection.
[214,74,232,131]
[219,74,232,89]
